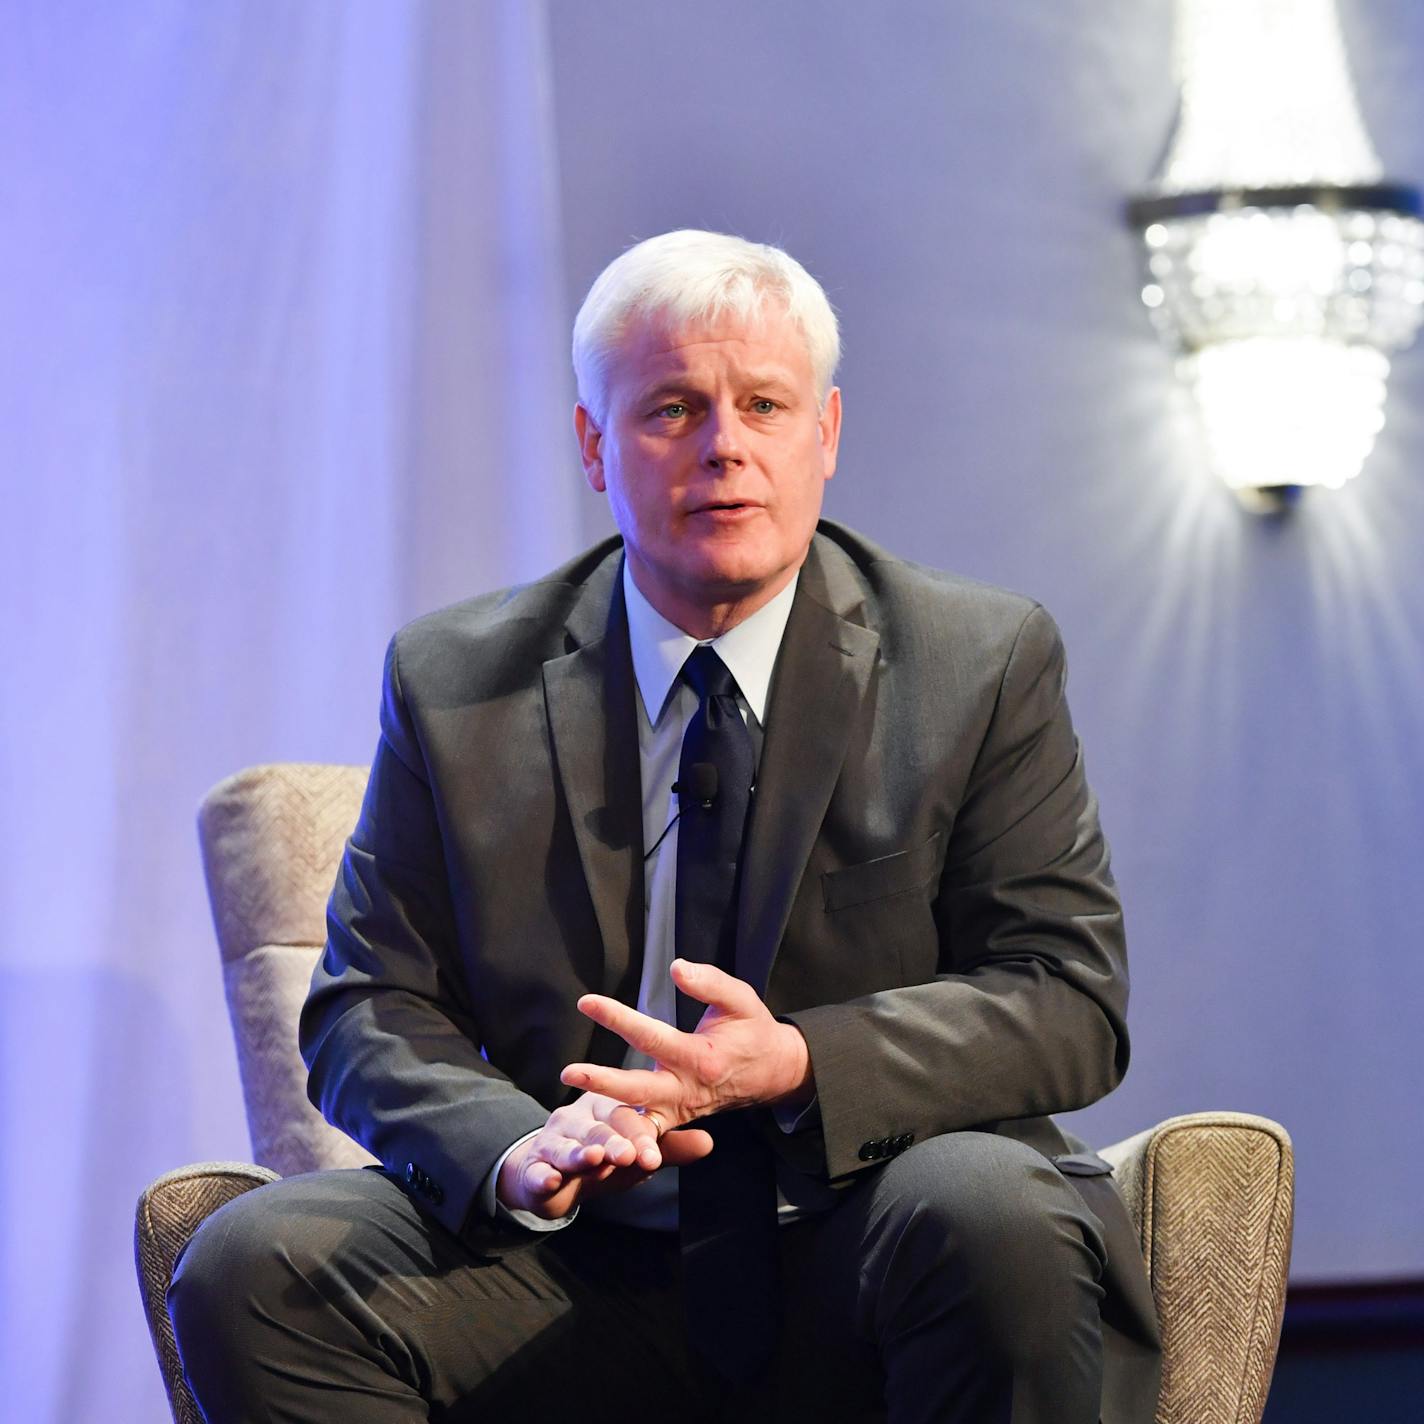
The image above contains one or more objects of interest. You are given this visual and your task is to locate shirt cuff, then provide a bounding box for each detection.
[772,1093,821,1134]
[480,1129,580,1233]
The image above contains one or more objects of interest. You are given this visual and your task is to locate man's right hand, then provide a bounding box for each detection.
[496,1091,714,1219]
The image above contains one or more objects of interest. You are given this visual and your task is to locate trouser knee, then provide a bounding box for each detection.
[167,1178,298,1370]
[167,1168,419,1403]
[863,1132,1107,1350]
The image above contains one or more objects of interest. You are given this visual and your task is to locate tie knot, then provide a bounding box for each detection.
[680,644,738,703]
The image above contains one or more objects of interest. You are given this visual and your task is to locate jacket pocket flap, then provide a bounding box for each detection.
[822,832,943,912]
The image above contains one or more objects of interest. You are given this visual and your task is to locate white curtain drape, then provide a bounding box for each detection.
[0,4,579,1418]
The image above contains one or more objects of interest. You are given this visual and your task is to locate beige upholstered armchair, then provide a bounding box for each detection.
[135,763,1295,1424]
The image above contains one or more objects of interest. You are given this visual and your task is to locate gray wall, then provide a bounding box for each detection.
[548,0,1424,1281]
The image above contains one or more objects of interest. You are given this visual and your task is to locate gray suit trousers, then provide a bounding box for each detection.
[169,1130,1111,1424]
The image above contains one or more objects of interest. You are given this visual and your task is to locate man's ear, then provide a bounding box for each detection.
[818,386,842,483]
[574,404,606,492]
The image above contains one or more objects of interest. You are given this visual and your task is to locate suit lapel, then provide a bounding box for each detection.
[542,559,647,1038]
[736,535,880,997]
[540,533,878,1031]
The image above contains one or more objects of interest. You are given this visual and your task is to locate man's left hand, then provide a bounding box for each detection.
[559,959,814,1127]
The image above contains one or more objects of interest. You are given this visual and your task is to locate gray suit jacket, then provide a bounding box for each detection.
[301,520,1161,1419]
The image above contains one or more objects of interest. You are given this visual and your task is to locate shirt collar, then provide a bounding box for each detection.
[622,560,799,727]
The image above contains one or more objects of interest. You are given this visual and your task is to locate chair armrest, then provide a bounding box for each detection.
[135,1162,280,1424]
[1099,1113,1294,1424]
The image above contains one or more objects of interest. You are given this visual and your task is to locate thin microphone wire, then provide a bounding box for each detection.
[643,763,719,861]
[643,810,681,862]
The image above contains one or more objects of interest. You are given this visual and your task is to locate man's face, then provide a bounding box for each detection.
[576,305,841,636]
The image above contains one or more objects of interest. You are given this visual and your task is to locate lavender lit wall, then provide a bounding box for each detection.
[0,4,578,1420]
[1,4,1420,1422]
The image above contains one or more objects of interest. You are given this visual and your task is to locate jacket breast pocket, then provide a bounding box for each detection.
[821,832,943,913]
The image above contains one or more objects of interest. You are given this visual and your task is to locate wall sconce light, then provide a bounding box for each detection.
[1128,0,1424,511]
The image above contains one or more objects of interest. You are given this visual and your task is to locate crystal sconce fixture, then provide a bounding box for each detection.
[1128,0,1424,511]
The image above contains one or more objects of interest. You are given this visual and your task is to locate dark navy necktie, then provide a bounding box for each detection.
[673,645,754,1023]
[674,645,780,1386]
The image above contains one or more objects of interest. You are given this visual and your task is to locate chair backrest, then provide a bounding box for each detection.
[197,762,377,1176]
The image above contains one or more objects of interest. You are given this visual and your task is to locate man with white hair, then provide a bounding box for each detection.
[170,230,1161,1422]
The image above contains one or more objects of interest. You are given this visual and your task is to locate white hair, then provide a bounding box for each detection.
[571,229,841,423]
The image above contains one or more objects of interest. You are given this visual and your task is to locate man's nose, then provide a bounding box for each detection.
[701,404,746,470]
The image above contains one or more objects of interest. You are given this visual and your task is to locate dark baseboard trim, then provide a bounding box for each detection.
[1280,1279,1424,1351]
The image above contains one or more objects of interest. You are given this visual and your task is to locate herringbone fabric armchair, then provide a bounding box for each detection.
[135,763,1295,1424]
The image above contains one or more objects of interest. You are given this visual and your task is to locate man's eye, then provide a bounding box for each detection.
[656,402,688,419]
[751,399,779,415]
